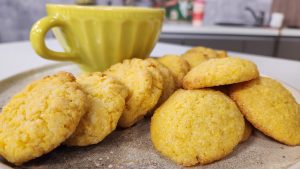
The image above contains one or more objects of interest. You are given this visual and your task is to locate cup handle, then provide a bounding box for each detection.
[30,16,78,62]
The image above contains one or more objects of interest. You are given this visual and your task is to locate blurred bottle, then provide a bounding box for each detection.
[193,0,204,26]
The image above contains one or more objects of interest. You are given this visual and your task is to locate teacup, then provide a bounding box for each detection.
[30,4,164,72]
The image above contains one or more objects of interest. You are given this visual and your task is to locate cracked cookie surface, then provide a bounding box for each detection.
[158,55,190,88]
[65,72,128,146]
[230,77,300,145]
[146,58,175,113]
[183,57,259,89]
[151,89,244,166]
[105,59,159,128]
[0,72,87,165]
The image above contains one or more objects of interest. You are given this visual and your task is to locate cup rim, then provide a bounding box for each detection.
[46,4,165,13]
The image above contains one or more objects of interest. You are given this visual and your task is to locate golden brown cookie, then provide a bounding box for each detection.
[146,58,176,109]
[105,59,162,128]
[216,50,228,58]
[185,46,219,59]
[181,52,208,68]
[183,57,259,89]
[0,72,87,165]
[151,89,245,166]
[65,72,128,146]
[240,120,253,143]
[229,77,300,146]
[139,59,164,116]
[157,55,190,88]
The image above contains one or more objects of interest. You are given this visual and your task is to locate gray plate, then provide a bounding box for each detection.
[1,63,300,169]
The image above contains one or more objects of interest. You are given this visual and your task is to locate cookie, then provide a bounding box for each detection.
[151,89,244,166]
[229,77,300,146]
[65,73,128,146]
[216,50,228,58]
[240,120,253,143]
[105,59,162,128]
[139,59,164,117]
[146,58,176,108]
[0,72,87,165]
[181,52,208,68]
[185,46,219,59]
[183,57,259,89]
[157,55,190,88]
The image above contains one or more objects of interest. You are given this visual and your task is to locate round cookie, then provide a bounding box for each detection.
[229,77,300,146]
[105,59,162,128]
[186,46,228,59]
[185,46,218,59]
[157,55,190,88]
[181,52,208,68]
[151,89,245,166]
[138,59,163,117]
[240,120,253,143]
[183,57,259,89]
[146,58,176,108]
[65,73,128,146]
[216,50,228,58]
[0,72,87,165]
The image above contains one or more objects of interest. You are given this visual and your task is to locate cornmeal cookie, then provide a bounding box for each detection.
[216,50,228,58]
[186,46,228,59]
[151,89,244,166]
[240,120,253,143]
[146,58,176,108]
[105,59,162,128]
[138,59,163,117]
[181,52,208,68]
[0,72,87,165]
[157,55,190,88]
[186,46,217,58]
[229,77,300,146]
[183,57,259,89]
[65,73,128,146]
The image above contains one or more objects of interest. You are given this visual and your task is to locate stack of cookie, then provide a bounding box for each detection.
[0,46,299,167]
[151,47,300,167]
[0,57,179,165]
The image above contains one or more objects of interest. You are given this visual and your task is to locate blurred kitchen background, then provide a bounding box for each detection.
[1,0,300,60]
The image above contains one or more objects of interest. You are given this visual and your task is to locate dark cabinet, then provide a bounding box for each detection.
[277,37,300,60]
[159,33,276,56]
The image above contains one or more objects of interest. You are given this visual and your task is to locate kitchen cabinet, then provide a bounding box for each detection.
[159,33,276,56]
[277,37,300,60]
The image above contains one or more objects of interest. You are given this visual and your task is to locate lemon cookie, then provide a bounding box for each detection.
[138,59,163,116]
[186,46,228,59]
[157,55,190,88]
[181,52,208,68]
[240,120,253,143]
[151,89,244,166]
[65,73,128,146]
[216,50,228,58]
[229,77,300,146]
[183,57,259,89]
[105,59,162,128]
[146,58,176,108]
[0,72,87,165]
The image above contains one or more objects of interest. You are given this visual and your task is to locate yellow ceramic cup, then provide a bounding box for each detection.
[30,4,164,71]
